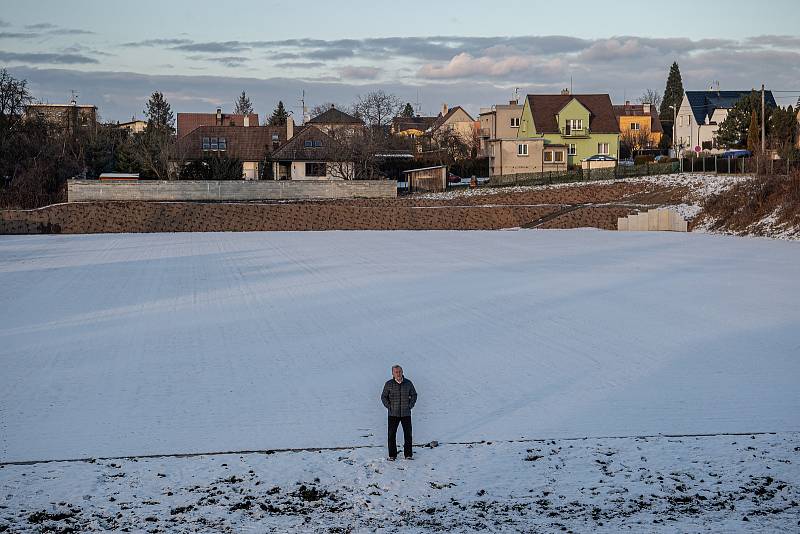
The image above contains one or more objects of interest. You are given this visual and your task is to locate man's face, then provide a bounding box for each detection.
[392,367,403,381]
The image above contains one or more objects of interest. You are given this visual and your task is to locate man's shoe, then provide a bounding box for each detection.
[387,456,396,461]
[404,456,413,460]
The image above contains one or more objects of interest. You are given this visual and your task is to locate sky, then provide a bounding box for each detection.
[2,0,799,122]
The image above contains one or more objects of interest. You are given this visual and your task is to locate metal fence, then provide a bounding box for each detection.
[486,161,679,188]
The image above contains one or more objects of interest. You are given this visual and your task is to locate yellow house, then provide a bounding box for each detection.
[613,102,663,149]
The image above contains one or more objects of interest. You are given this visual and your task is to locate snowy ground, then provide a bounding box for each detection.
[1,433,798,533]
[1,230,799,531]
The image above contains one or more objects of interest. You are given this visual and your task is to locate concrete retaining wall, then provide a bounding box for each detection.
[67,179,396,202]
[618,208,688,232]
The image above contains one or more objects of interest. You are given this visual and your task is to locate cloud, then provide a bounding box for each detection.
[0,31,39,39]
[0,51,99,64]
[746,35,800,49]
[173,41,251,53]
[122,38,194,47]
[186,55,249,67]
[24,23,57,30]
[0,19,10,28]
[419,53,534,79]
[340,66,382,80]
[275,61,326,69]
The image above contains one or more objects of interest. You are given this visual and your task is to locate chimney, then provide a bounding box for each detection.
[441,103,449,116]
[560,88,570,95]
[642,103,651,114]
[216,108,222,126]
[625,100,630,106]
[243,115,250,127]
[286,116,294,140]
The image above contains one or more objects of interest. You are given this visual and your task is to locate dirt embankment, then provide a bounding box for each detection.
[700,173,800,239]
[0,181,689,235]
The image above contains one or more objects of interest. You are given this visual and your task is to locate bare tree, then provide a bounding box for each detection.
[234,91,253,115]
[310,102,347,119]
[638,89,662,110]
[352,90,402,128]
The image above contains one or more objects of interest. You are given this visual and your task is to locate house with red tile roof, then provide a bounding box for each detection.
[177,108,259,138]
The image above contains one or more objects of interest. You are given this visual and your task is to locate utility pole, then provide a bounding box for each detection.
[761,84,765,154]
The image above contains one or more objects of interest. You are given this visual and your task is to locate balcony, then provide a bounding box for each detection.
[479,128,491,138]
[561,127,590,138]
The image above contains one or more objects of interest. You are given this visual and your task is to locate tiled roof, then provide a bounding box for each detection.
[270,126,343,161]
[527,94,620,134]
[685,90,776,124]
[392,115,437,133]
[612,104,663,133]
[308,107,363,125]
[177,112,259,138]
[177,125,286,161]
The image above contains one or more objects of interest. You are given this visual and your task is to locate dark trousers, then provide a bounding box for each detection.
[388,416,412,458]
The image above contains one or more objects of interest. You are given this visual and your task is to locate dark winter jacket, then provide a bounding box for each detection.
[381,378,417,417]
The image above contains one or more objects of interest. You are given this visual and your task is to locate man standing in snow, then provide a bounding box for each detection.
[381,365,417,460]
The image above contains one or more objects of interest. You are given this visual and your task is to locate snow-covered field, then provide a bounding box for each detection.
[1,230,799,531]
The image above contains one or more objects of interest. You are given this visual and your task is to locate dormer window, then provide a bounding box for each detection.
[568,119,583,130]
[304,140,313,147]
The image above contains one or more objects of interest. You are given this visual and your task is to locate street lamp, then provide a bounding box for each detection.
[668,104,677,158]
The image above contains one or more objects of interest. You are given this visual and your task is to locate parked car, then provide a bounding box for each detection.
[582,155,617,162]
[618,158,635,167]
[654,155,669,162]
[721,149,752,159]
[447,173,462,184]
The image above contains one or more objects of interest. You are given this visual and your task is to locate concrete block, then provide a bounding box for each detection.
[617,217,629,231]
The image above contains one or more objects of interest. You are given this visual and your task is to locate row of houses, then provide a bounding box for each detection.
[27,86,796,181]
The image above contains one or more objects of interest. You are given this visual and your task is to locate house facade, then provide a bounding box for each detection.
[487,137,567,176]
[517,93,620,166]
[306,105,364,135]
[613,102,663,149]
[25,102,98,135]
[478,99,523,157]
[429,104,476,144]
[116,119,147,134]
[674,90,776,151]
[270,126,354,180]
[177,123,291,180]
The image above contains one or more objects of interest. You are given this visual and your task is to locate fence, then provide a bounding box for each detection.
[487,161,679,188]
[678,155,799,175]
[67,179,397,202]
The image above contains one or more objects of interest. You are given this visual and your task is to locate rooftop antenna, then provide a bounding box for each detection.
[70,89,79,105]
[512,87,520,104]
[415,88,421,116]
[570,76,573,94]
[297,90,308,124]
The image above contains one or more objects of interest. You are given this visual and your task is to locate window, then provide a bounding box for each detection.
[598,142,609,155]
[517,143,528,156]
[210,137,218,150]
[544,151,553,162]
[271,133,279,141]
[630,122,640,130]
[304,140,313,148]
[568,143,576,155]
[314,140,323,147]
[510,117,520,128]
[554,151,564,163]
[568,119,583,130]
[305,162,326,177]
[202,137,210,150]
[218,137,227,151]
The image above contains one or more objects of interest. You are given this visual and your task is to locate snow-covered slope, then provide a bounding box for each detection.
[1,231,798,464]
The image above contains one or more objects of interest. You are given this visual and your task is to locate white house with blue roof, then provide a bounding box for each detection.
[674,89,776,152]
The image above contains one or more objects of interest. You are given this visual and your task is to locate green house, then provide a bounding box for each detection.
[518,93,620,166]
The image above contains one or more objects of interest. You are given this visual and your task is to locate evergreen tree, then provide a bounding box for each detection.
[716,91,773,149]
[268,101,289,126]
[659,62,684,147]
[235,91,253,115]
[144,92,174,134]
[747,110,759,152]
[769,105,797,157]
[400,103,415,117]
